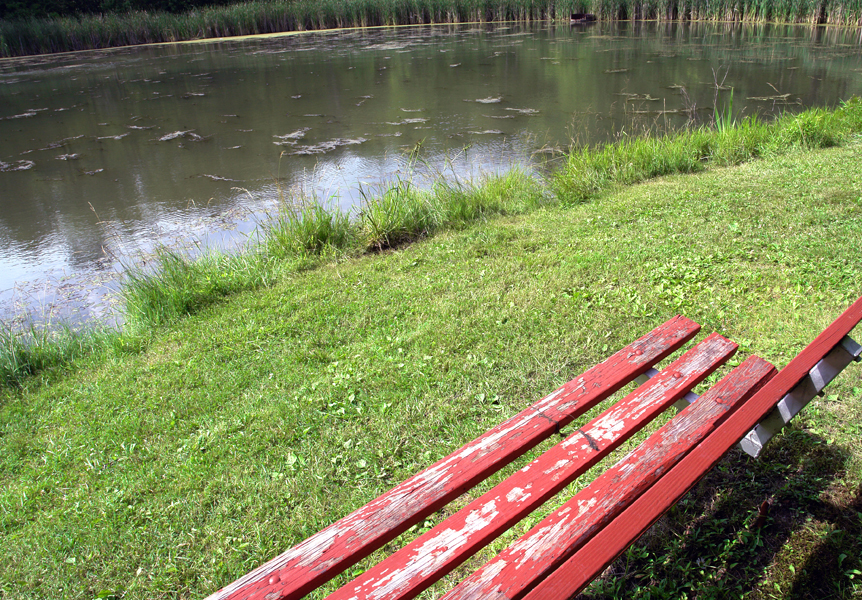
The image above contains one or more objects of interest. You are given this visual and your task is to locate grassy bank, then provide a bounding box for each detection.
[1,136,862,599]
[3,99,862,389]
[2,0,862,57]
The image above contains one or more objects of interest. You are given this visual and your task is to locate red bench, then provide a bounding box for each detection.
[206,298,862,600]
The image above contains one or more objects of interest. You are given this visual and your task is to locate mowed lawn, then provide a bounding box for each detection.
[2,142,862,599]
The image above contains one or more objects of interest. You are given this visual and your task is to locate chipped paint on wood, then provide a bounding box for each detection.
[206,316,700,600]
[443,355,776,600]
[322,334,736,600]
[525,298,862,600]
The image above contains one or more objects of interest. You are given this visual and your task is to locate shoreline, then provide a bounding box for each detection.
[2,0,861,58]
[2,98,861,388]
[2,135,861,599]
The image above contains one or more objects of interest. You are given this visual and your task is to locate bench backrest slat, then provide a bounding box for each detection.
[326,333,737,600]
[206,316,699,600]
[443,356,776,600]
[523,297,862,600]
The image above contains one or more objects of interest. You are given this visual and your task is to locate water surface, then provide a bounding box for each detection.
[2,22,861,325]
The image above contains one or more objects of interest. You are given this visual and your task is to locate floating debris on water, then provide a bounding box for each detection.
[485,114,515,119]
[468,130,505,135]
[273,127,311,143]
[83,169,104,175]
[158,130,208,142]
[471,96,503,104]
[55,154,80,160]
[182,92,206,98]
[0,160,36,172]
[200,174,237,181]
[616,93,661,101]
[291,95,302,99]
[365,42,409,51]
[376,132,403,137]
[39,135,85,150]
[385,118,428,125]
[450,63,461,67]
[630,108,681,115]
[4,111,38,119]
[747,93,792,101]
[127,124,154,130]
[604,68,629,74]
[532,145,565,156]
[504,108,539,115]
[290,138,367,155]
[400,108,422,112]
[159,130,191,141]
[97,133,130,140]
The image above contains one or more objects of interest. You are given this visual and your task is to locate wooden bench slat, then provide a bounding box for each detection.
[441,355,775,600]
[206,316,699,600]
[522,297,862,600]
[326,333,737,600]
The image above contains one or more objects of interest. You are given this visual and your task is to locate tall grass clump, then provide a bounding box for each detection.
[264,200,354,257]
[358,179,438,251]
[433,168,549,228]
[553,97,862,204]
[120,246,274,329]
[0,322,112,388]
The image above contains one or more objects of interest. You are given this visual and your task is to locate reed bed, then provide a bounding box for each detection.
[1,0,861,58]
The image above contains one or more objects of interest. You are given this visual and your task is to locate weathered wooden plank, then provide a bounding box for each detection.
[442,356,775,600]
[325,333,737,600]
[523,297,862,600]
[205,316,699,600]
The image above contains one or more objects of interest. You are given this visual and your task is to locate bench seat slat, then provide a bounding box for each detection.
[326,333,737,600]
[523,297,862,600]
[206,316,699,600]
[442,355,775,600]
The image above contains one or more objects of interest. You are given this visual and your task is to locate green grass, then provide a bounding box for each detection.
[119,246,279,331]
[553,98,862,203]
[3,100,861,393]
[2,0,862,57]
[2,133,862,598]
[0,322,115,389]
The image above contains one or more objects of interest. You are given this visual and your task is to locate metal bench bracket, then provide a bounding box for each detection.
[739,335,862,458]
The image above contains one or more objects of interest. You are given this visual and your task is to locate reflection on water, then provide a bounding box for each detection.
[1,21,861,326]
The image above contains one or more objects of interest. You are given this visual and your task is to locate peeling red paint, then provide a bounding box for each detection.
[205,317,699,600]
[442,355,775,600]
[323,334,737,600]
[524,299,862,600]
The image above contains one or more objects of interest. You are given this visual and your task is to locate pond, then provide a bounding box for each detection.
[1,21,861,326]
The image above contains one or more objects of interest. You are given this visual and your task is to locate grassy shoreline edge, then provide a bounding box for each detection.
[3,98,862,389]
[3,0,862,58]
[1,101,862,598]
